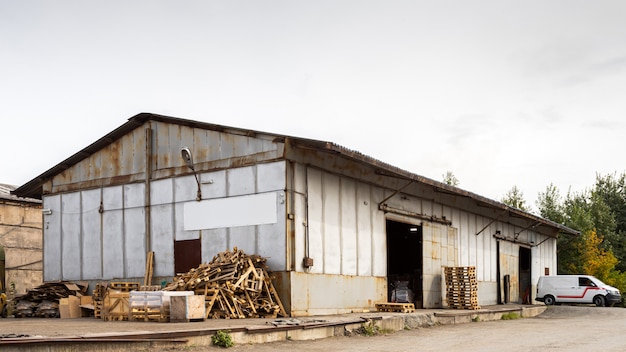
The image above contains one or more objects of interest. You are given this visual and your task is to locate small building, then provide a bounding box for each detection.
[0,183,43,295]
[13,113,578,315]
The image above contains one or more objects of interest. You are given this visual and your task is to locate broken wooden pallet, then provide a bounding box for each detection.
[375,302,416,313]
[163,247,286,319]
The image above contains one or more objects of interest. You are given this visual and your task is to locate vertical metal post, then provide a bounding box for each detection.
[144,127,152,253]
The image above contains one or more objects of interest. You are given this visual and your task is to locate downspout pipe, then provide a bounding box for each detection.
[145,127,152,253]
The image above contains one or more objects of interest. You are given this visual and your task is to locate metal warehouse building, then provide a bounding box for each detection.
[13,113,578,316]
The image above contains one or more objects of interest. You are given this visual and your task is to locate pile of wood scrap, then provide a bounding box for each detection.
[13,281,88,318]
[163,247,287,319]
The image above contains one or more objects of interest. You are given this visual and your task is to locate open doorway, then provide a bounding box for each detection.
[386,219,422,307]
[519,247,531,304]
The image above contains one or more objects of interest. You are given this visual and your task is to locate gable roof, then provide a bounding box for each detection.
[12,112,579,237]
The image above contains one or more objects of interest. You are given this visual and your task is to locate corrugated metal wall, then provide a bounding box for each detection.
[288,161,556,312]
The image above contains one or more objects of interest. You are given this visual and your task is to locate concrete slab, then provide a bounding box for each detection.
[0,304,545,351]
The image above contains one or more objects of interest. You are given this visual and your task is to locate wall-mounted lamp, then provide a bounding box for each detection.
[181,147,202,201]
[42,208,52,215]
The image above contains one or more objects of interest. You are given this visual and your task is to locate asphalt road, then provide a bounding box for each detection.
[205,306,626,352]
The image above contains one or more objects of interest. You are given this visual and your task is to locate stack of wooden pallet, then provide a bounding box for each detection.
[100,281,141,321]
[163,247,287,319]
[444,266,480,310]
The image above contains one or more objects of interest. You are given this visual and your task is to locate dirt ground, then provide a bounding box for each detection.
[199,306,626,352]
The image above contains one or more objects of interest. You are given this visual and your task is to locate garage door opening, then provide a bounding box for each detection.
[386,219,422,308]
[519,247,532,304]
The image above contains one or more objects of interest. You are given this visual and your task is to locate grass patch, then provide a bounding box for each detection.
[501,312,521,320]
[358,320,380,336]
[212,330,234,348]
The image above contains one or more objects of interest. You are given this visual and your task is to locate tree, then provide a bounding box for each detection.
[442,171,459,187]
[536,183,565,224]
[593,173,626,271]
[501,185,529,211]
[574,229,617,281]
[537,184,576,274]
[536,174,626,296]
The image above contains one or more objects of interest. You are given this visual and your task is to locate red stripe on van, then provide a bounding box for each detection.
[557,287,601,299]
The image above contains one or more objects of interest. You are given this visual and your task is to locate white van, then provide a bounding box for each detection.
[536,275,621,307]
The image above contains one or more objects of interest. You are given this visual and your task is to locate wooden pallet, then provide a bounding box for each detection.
[109,282,141,292]
[375,303,415,313]
[449,304,481,310]
[102,290,130,321]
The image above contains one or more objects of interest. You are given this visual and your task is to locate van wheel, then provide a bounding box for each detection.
[593,295,606,307]
[544,295,556,306]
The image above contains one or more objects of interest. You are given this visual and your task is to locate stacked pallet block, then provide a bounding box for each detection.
[100,282,141,321]
[444,266,480,310]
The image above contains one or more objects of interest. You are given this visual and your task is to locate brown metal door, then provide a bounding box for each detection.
[174,239,201,274]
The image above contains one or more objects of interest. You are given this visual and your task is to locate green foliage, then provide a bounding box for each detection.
[501,185,529,211]
[536,183,565,224]
[359,320,380,336]
[212,330,234,348]
[500,312,520,320]
[536,172,626,295]
[443,171,460,187]
[576,229,617,280]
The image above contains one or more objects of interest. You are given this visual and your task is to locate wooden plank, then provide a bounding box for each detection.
[144,251,154,286]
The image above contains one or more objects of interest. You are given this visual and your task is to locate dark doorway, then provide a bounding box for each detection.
[386,220,422,307]
[519,247,532,304]
[174,239,202,274]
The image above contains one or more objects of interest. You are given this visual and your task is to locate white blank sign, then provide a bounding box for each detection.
[184,192,278,230]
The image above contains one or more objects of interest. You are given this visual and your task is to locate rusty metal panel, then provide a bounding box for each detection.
[371,186,387,277]
[122,183,146,278]
[257,161,285,193]
[102,186,124,279]
[199,170,227,200]
[51,125,148,191]
[43,195,61,281]
[306,168,324,274]
[61,192,81,279]
[202,227,229,260]
[340,178,357,276]
[124,206,146,278]
[322,173,341,275]
[151,203,174,277]
[227,165,255,196]
[81,188,102,279]
[174,176,199,241]
[288,272,387,316]
[258,220,287,270]
[154,122,174,171]
[151,178,174,205]
[356,182,372,276]
[292,163,308,272]
[151,178,175,277]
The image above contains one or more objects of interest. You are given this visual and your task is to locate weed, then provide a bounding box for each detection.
[501,312,521,320]
[359,320,380,336]
[472,316,480,322]
[212,330,234,348]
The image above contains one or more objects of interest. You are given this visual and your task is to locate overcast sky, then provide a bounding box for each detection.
[1,1,625,211]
